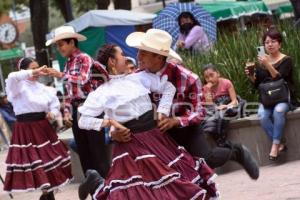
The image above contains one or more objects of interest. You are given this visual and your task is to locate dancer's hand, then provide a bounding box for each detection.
[32,66,48,76]
[45,68,64,78]
[158,117,180,133]
[177,40,185,49]
[110,120,131,142]
[46,112,55,120]
[157,113,167,121]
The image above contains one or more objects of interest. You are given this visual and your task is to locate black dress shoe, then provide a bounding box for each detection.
[39,194,48,200]
[78,169,104,200]
[39,191,55,200]
[234,144,260,180]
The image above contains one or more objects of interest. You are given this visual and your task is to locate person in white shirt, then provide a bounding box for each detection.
[3,57,72,200]
[77,44,219,200]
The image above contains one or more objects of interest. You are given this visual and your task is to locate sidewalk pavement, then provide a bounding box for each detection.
[1,148,300,200]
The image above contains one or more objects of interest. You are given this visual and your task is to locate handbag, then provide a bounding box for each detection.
[258,78,290,107]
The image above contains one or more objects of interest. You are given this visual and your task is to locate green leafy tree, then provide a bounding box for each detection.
[0,0,12,15]
[74,0,131,12]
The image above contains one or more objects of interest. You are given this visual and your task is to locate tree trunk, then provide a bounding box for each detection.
[54,0,74,22]
[290,0,300,21]
[96,0,111,9]
[29,0,50,80]
[113,0,131,10]
[178,0,194,2]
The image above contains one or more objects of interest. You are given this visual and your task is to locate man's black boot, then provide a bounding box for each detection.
[231,144,259,180]
[78,169,104,200]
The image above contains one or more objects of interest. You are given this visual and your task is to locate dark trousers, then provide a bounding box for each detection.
[168,124,233,169]
[72,105,112,178]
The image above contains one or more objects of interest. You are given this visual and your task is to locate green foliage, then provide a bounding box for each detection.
[73,0,97,13]
[0,0,28,15]
[180,20,300,103]
[0,0,12,15]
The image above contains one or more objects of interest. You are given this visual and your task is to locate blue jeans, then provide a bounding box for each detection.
[257,103,290,144]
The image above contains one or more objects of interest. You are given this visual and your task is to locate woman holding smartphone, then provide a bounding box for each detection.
[245,27,299,161]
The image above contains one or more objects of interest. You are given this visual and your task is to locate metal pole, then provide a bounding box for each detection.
[12,0,18,24]
[0,174,13,199]
[0,64,5,92]
[162,0,166,8]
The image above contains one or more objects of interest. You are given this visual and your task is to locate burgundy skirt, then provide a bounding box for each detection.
[93,128,219,200]
[4,115,72,193]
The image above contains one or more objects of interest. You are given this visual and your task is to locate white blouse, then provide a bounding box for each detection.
[78,71,175,131]
[5,70,61,117]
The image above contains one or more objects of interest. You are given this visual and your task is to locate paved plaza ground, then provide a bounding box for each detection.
[0,149,300,200]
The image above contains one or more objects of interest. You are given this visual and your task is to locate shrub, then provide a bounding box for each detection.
[180,20,300,103]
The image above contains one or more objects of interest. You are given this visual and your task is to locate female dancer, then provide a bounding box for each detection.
[3,57,72,200]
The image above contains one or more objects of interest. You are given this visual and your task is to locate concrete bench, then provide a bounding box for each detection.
[216,107,300,174]
[59,108,300,181]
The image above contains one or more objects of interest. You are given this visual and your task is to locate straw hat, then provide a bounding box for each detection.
[46,26,86,46]
[126,29,182,62]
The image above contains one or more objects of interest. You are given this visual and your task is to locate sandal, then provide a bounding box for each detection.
[278,144,287,153]
[269,144,279,161]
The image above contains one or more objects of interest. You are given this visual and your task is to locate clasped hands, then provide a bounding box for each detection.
[32,66,63,78]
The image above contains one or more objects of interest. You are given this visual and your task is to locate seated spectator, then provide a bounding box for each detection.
[245,27,299,161]
[175,12,212,53]
[125,56,137,74]
[0,112,11,149]
[0,92,16,131]
[201,64,239,147]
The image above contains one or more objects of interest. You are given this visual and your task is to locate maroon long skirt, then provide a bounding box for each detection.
[3,119,73,193]
[93,128,219,200]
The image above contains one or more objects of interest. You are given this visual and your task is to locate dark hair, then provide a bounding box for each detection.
[62,38,79,47]
[17,57,35,70]
[262,27,282,44]
[96,44,118,67]
[177,12,200,27]
[202,64,218,74]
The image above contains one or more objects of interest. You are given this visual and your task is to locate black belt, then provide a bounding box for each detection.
[123,110,157,133]
[16,112,46,122]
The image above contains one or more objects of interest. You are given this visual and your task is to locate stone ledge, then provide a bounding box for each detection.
[216,107,300,174]
[229,108,300,128]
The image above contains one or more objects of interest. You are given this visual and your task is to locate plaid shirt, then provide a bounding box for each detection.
[63,49,108,113]
[152,62,205,127]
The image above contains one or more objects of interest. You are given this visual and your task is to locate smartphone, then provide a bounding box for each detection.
[257,46,266,57]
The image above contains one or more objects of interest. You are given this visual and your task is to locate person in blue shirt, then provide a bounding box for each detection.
[0,92,16,131]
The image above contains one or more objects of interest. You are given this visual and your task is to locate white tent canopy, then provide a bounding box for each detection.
[67,10,157,32]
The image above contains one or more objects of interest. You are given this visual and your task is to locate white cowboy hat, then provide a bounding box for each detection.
[126,29,182,62]
[45,26,86,46]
